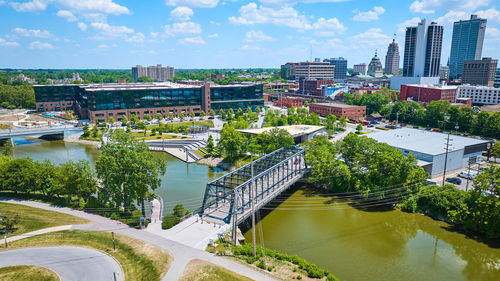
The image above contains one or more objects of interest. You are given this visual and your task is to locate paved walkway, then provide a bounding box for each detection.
[0,199,276,281]
[0,246,124,281]
[6,225,73,243]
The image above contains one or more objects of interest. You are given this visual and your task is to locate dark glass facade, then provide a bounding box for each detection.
[210,84,263,102]
[34,85,80,103]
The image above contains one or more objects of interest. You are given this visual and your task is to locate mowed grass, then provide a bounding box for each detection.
[0,266,59,281]
[180,260,253,281]
[0,202,89,236]
[147,120,214,130]
[130,131,190,140]
[1,230,172,281]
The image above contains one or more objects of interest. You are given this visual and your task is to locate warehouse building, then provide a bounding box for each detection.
[34,82,263,123]
[368,128,491,176]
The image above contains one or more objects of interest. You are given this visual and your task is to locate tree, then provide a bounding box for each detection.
[218,125,245,160]
[137,76,154,82]
[96,130,166,213]
[303,101,309,107]
[219,109,226,120]
[312,98,317,103]
[0,214,19,235]
[108,117,115,125]
[338,116,347,128]
[200,110,206,118]
[206,135,216,157]
[255,106,261,114]
[360,92,390,114]
[425,100,450,128]
[491,142,500,160]
[155,113,163,121]
[59,160,98,202]
[246,106,252,113]
[189,111,195,118]
[1,139,14,156]
[179,113,185,121]
[144,114,152,122]
[252,128,294,154]
[137,121,147,136]
[325,114,337,130]
[168,113,174,121]
[0,158,36,194]
[173,204,186,217]
[120,116,128,125]
[209,109,216,117]
[130,114,139,125]
[356,124,363,133]
[227,108,235,120]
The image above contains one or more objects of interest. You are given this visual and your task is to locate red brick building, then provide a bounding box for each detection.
[400,84,457,104]
[274,96,303,108]
[309,103,366,119]
[298,79,334,96]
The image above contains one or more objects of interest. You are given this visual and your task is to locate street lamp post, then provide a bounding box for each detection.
[442,115,458,186]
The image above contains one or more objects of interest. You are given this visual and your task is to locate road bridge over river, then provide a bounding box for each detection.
[153,146,307,249]
[0,126,80,143]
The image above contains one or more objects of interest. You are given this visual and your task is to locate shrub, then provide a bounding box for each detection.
[161,214,180,229]
[256,259,266,269]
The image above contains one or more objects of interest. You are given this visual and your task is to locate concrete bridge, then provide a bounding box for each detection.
[0,127,79,144]
[154,146,307,249]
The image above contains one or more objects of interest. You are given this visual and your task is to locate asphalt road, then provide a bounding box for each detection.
[0,246,123,281]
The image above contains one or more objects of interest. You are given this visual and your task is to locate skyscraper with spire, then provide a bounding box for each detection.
[385,39,400,76]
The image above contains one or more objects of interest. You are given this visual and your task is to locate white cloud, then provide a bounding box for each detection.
[486,27,500,40]
[351,28,391,47]
[240,44,262,51]
[208,33,218,38]
[10,0,130,15]
[56,10,77,22]
[164,22,202,37]
[77,22,87,31]
[244,30,272,42]
[178,36,206,44]
[170,6,193,21]
[30,40,54,49]
[90,22,134,38]
[126,32,145,43]
[353,6,385,22]
[409,0,492,14]
[13,27,53,38]
[165,0,219,8]
[150,32,159,37]
[435,10,466,25]
[229,3,345,34]
[475,8,500,22]
[98,44,109,49]
[397,17,421,34]
[258,0,348,7]
[0,38,20,47]
[81,13,107,22]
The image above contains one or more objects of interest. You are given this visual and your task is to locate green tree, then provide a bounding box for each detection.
[425,100,450,128]
[209,109,216,117]
[59,160,98,202]
[219,109,226,120]
[173,204,186,217]
[1,139,14,156]
[252,128,294,154]
[137,121,147,136]
[356,123,363,133]
[246,106,252,113]
[303,101,309,107]
[144,114,152,122]
[179,113,185,121]
[130,114,139,125]
[218,125,245,160]
[168,113,174,121]
[200,110,206,118]
[491,142,500,160]
[120,116,128,125]
[325,114,337,130]
[360,92,390,114]
[108,117,115,125]
[255,106,261,114]
[0,214,19,235]
[338,116,347,128]
[137,76,154,82]
[96,130,166,212]
[0,158,35,194]
[227,108,235,120]
[206,135,216,157]
[155,113,163,121]
[189,111,195,118]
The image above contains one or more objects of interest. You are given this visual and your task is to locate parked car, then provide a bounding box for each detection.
[361,121,370,125]
[446,177,462,185]
[458,171,478,180]
[370,121,380,124]
[430,128,441,132]
[367,124,374,128]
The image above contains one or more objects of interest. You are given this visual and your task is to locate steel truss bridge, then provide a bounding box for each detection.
[200,146,307,225]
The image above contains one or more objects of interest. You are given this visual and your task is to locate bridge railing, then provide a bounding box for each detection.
[200,146,306,223]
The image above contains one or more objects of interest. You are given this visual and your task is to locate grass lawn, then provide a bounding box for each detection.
[147,120,214,130]
[0,202,89,236]
[1,230,172,281]
[0,266,59,281]
[193,149,207,158]
[0,124,11,129]
[130,131,190,140]
[180,259,253,281]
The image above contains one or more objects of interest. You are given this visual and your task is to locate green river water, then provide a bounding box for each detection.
[11,137,500,281]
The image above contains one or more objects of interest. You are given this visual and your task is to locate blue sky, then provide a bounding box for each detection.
[1,0,499,69]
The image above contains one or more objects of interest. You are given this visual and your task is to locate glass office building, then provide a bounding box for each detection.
[35,82,263,122]
[323,57,347,81]
[449,15,486,80]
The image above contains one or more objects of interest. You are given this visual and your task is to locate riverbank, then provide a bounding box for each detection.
[64,131,100,146]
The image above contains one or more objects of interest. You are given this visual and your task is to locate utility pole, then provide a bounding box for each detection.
[442,132,451,186]
[112,231,115,251]
[466,160,472,191]
[251,153,256,257]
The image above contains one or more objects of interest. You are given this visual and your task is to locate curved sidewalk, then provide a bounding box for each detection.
[0,246,123,281]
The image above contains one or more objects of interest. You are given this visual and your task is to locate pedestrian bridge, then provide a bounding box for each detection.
[155,146,308,249]
[0,127,75,141]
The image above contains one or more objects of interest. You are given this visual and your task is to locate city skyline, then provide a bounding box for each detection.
[0,0,499,69]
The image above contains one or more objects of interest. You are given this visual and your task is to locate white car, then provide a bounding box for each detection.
[458,170,478,180]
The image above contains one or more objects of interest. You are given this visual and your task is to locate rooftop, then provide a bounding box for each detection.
[311,102,365,108]
[404,84,459,90]
[368,127,490,156]
[238,125,324,137]
[34,82,261,91]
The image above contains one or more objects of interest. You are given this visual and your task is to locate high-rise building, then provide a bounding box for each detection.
[295,61,335,81]
[280,63,297,80]
[367,50,383,77]
[462,57,498,87]
[439,65,450,81]
[353,63,368,75]
[449,15,487,80]
[385,39,400,76]
[403,19,443,77]
[323,57,347,81]
[132,64,175,81]
[494,68,500,88]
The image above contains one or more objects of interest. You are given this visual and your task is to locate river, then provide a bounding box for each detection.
[11,138,500,281]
